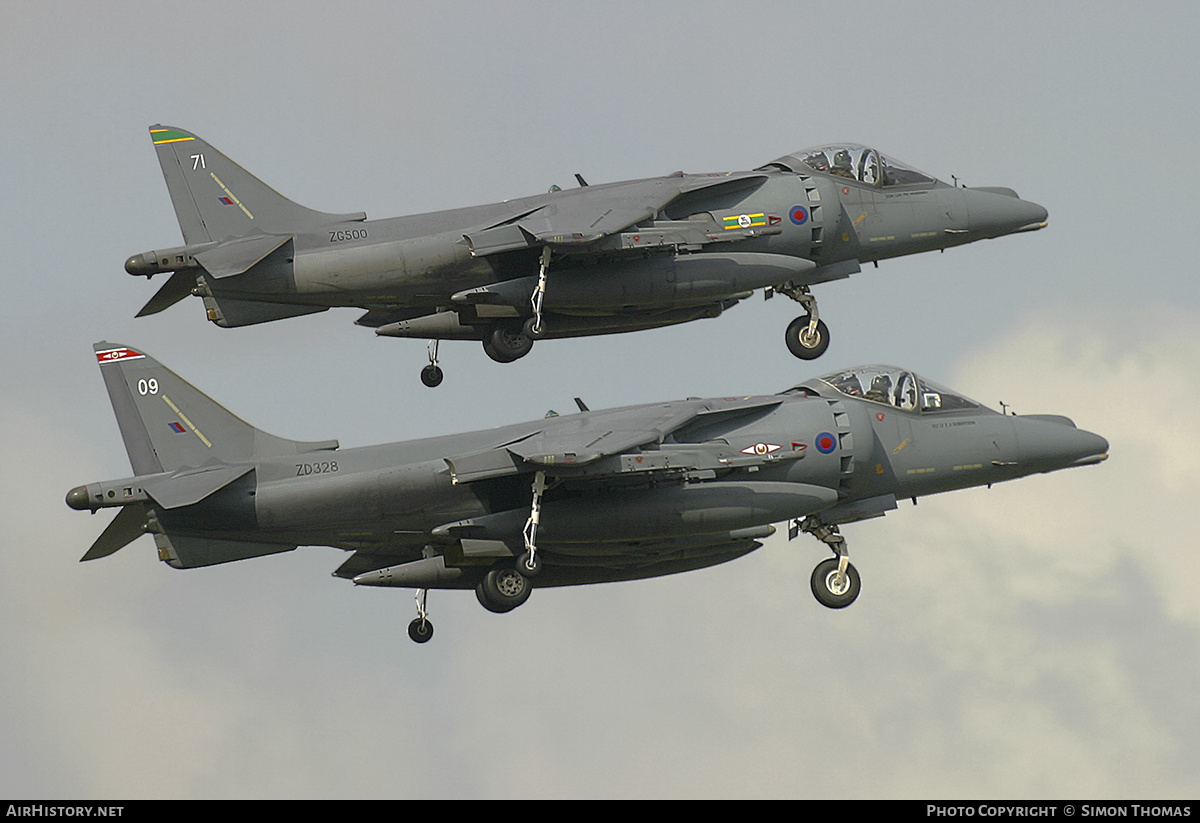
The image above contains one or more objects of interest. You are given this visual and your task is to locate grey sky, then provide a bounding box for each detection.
[2,1,1197,798]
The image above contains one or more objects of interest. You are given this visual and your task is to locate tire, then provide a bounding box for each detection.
[522,316,547,340]
[408,618,434,643]
[420,364,444,388]
[516,550,541,577]
[810,558,861,609]
[785,316,831,360]
[476,567,533,613]
[482,325,534,363]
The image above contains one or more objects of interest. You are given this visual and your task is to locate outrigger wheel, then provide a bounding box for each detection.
[420,340,444,388]
[420,364,444,388]
[408,617,434,643]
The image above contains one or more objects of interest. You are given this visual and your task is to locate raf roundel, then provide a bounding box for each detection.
[789,205,808,225]
[815,432,837,454]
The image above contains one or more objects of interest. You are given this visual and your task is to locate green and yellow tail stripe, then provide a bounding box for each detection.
[150,127,195,145]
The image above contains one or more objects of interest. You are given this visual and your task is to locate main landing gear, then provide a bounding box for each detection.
[792,515,861,609]
[405,473,548,642]
[775,283,831,360]
[481,247,552,364]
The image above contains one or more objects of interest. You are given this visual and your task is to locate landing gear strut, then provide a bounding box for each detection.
[777,283,831,360]
[527,247,551,339]
[793,516,861,609]
[518,471,546,577]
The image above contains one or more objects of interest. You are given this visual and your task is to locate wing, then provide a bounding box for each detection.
[443,396,788,484]
[461,172,775,257]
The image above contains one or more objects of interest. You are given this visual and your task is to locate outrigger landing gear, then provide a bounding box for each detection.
[777,283,831,360]
[482,247,551,363]
[420,340,444,388]
[517,471,546,577]
[408,588,434,643]
[472,470,547,613]
[526,246,551,340]
[793,516,861,609]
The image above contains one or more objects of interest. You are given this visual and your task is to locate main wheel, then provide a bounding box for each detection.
[785,316,831,360]
[408,617,434,643]
[420,364,444,388]
[476,567,533,613]
[810,558,861,609]
[482,325,534,363]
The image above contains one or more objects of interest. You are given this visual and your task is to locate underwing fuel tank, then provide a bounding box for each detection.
[450,252,817,312]
[433,481,840,544]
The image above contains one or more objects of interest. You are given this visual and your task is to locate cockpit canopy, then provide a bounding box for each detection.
[764,144,937,188]
[794,366,985,414]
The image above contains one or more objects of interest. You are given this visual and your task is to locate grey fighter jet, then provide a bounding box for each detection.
[68,344,1106,643]
[128,128,1047,386]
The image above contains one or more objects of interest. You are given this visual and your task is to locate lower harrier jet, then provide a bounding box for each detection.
[128,127,1047,385]
[68,344,1106,642]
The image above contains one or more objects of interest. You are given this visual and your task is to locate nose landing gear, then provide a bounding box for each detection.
[792,516,861,609]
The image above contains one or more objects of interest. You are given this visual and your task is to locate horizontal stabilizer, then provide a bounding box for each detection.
[136,270,196,317]
[194,234,292,279]
[141,463,254,510]
[80,503,148,562]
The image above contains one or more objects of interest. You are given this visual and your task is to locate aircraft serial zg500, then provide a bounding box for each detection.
[128,127,1047,386]
[68,343,1106,643]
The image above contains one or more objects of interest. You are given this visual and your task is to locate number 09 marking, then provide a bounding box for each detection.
[137,378,159,396]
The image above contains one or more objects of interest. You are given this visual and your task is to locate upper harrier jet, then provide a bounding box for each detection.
[129,128,1047,385]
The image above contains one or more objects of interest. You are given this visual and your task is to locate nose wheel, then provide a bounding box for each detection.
[810,557,861,609]
[786,315,830,360]
[792,516,862,609]
[775,283,831,360]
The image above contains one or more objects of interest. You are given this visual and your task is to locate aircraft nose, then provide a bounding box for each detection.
[1012,415,1108,472]
[964,188,1048,237]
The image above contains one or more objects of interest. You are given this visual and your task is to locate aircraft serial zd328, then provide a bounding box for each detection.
[68,344,1106,643]
[128,127,1047,386]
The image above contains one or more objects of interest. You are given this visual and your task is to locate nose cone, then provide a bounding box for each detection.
[964,187,1048,238]
[1012,415,1109,473]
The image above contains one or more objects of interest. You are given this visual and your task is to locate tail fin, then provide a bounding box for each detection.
[148,125,367,243]
[93,342,338,475]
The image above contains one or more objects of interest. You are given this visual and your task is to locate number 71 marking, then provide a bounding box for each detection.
[191,153,206,170]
